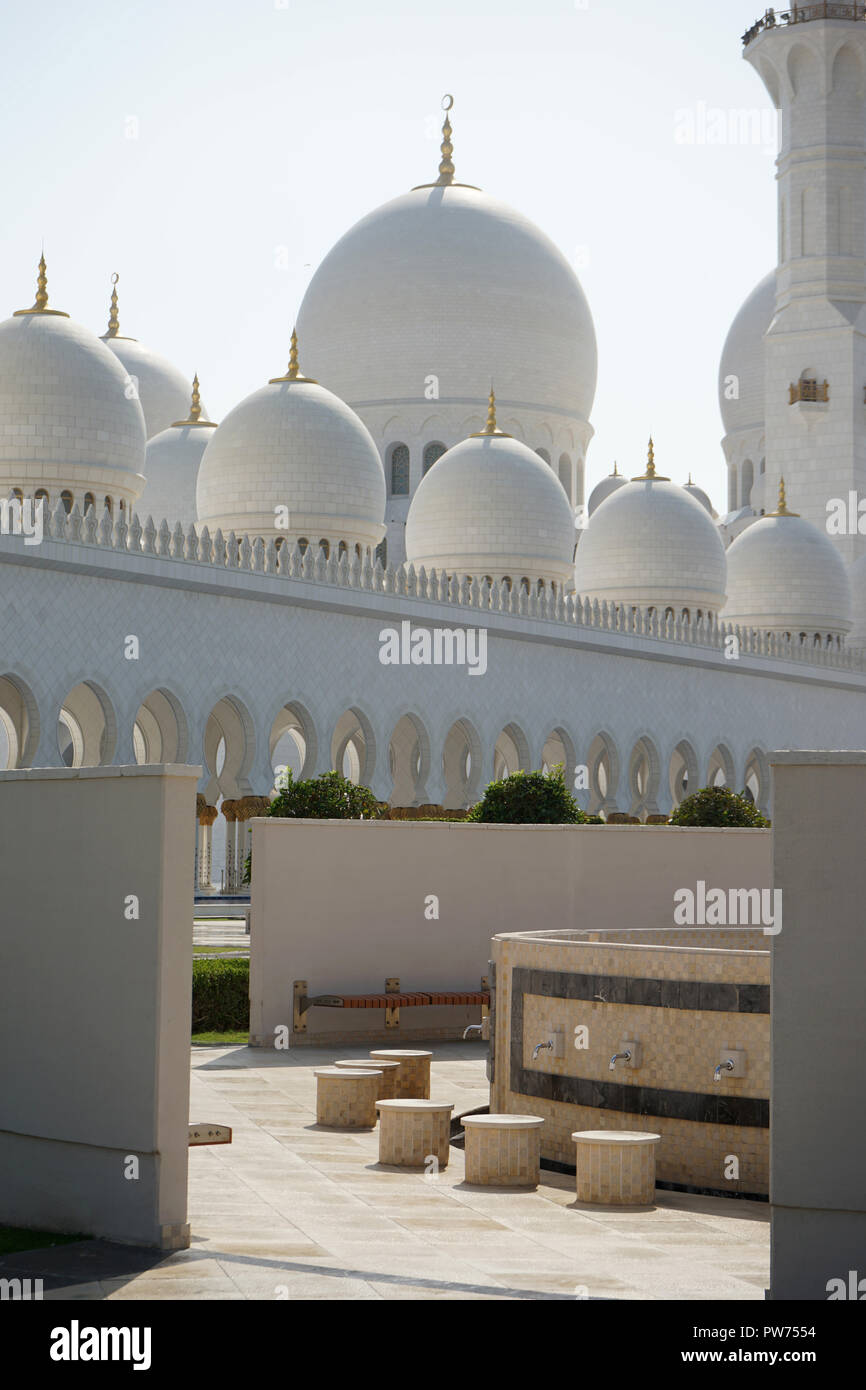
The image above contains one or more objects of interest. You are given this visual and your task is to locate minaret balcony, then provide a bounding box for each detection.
[789,378,829,404]
[745,6,866,48]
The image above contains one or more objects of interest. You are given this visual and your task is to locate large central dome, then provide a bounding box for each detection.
[296,183,597,420]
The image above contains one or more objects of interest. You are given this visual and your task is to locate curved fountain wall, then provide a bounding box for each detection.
[491,930,770,1197]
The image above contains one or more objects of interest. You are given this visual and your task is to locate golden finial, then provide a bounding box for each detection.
[99,272,136,341]
[13,252,69,318]
[269,326,318,385]
[770,476,799,517]
[632,434,669,481]
[612,462,619,476]
[687,472,693,486]
[437,94,455,186]
[170,373,217,428]
[412,95,480,192]
[105,272,120,337]
[470,386,511,438]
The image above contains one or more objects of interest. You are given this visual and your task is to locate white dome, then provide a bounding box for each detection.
[141,426,216,528]
[196,357,385,547]
[296,183,597,421]
[102,335,198,440]
[0,284,146,505]
[574,457,727,614]
[718,270,775,437]
[847,552,866,650]
[587,468,627,516]
[724,498,852,639]
[684,479,715,515]
[404,412,575,586]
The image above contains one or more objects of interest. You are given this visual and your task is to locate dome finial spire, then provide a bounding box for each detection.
[484,385,497,434]
[105,272,120,338]
[170,372,217,429]
[437,94,455,186]
[771,475,799,517]
[269,326,318,385]
[288,327,300,379]
[612,461,619,476]
[13,251,69,318]
[631,434,669,481]
[470,384,511,438]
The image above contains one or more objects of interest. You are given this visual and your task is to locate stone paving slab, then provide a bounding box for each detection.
[7,1041,770,1301]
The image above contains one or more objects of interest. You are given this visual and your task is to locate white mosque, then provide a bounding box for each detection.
[2,8,866,889]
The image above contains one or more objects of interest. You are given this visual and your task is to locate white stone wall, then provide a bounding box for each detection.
[1,519,864,822]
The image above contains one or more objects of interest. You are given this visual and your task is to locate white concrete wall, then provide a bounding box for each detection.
[0,764,198,1249]
[770,751,866,1300]
[248,820,770,1047]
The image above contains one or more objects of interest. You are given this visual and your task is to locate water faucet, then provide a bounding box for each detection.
[463,1023,483,1040]
[609,1050,631,1071]
[532,1040,553,1060]
[714,1058,735,1082]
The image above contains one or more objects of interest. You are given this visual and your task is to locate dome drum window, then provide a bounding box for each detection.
[389,443,410,496]
[423,442,447,475]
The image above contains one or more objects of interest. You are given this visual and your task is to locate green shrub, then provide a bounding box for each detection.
[467,766,587,824]
[668,786,769,828]
[267,770,382,820]
[192,958,249,1033]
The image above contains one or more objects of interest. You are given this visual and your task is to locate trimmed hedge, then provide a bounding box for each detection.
[467,766,586,824]
[669,786,770,828]
[192,958,249,1033]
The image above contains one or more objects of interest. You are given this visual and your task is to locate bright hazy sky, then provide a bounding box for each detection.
[0,0,777,510]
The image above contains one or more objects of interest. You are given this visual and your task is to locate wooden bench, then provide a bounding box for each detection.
[293,976,489,1033]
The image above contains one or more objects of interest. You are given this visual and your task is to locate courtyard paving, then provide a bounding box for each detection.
[36,1043,770,1301]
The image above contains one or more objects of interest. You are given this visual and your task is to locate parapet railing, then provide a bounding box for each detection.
[2,498,864,675]
[744,5,866,46]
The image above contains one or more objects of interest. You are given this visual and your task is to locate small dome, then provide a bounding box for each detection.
[847,551,866,650]
[139,376,217,527]
[587,465,627,516]
[724,482,852,640]
[0,257,146,504]
[404,393,575,587]
[574,442,727,614]
[196,333,385,549]
[718,270,775,437]
[683,477,715,515]
[100,275,199,439]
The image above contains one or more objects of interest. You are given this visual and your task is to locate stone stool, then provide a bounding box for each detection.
[370,1049,433,1099]
[332,1058,401,1099]
[314,1068,380,1129]
[376,1099,454,1168]
[463,1115,545,1187]
[572,1130,661,1206]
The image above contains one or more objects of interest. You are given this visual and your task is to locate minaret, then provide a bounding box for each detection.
[744,9,866,563]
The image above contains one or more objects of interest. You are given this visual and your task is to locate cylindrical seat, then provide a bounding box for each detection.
[463,1114,545,1187]
[370,1049,432,1099]
[314,1067,380,1129]
[376,1099,454,1168]
[332,1058,401,1099]
[572,1130,660,1207]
